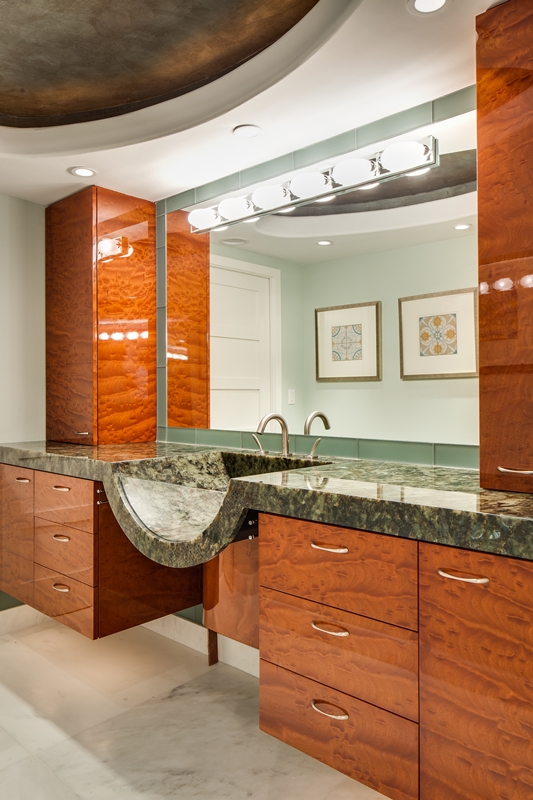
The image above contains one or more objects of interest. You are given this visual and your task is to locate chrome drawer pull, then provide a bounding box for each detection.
[96,500,108,505]
[311,542,349,554]
[498,466,533,475]
[74,432,89,436]
[15,478,30,483]
[311,621,349,638]
[53,534,71,543]
[52,583,70,593]
[311,700,349,721]
[52,486,70,492]
[438,569,489,585]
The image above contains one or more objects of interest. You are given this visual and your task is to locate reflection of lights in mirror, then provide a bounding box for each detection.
[97,236,133,260]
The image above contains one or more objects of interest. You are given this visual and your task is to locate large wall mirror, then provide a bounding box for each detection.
[165,110,479,448]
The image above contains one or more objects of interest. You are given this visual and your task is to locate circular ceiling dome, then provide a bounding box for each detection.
[0,0,320,127]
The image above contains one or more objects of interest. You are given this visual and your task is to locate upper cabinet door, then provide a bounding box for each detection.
[46,186,97,444]
[478,1,533,491]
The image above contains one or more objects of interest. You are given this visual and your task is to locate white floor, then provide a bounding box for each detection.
[0,619,388,799]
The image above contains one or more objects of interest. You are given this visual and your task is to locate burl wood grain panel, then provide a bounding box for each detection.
[97,501,202,637]
[34,471,96,533]
[46,186,97,444]
[477,1,533,491]
[203,537,258,648]
[260,660,419,800]
[260,587,418,722]
[34,519,98,587]
[166,209,209,428]
[0,465,34,604]
[258,514,418,631]
[419,543,533,800]
[34,563,97,639]
[96,188,156,444]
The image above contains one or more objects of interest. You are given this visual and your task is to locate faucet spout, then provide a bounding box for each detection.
[304,411,331,436]
[256,413,290,457]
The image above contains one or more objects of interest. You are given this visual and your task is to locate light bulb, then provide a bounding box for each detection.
[290,172,332,199]
[99,332,109,341]
[521,275,533,288]
[141,331,149,339]
[218,197,254,221]
[98,238,120,257]
[316,195,335,203]
[111,332,124,341]
[317,240,332,246]
[494,278,514,292]
[357,183,379,190]
[414,0,446,12]
[380,141,427,173]
[454,224,472,231]
[127,331,139,340]
[188,207,221,230]
[332,158,374,187]
[251,184,290,210]
[69,166,96,177]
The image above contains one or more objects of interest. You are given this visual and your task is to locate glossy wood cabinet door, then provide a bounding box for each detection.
[419,542,533,799]
[0,465,34,605]
[203,537,259,648]
[477,1,533,491]
[46,186,156,445]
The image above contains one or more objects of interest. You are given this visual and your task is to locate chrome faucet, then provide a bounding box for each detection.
[304,411,331,458]
[256,413,290,456]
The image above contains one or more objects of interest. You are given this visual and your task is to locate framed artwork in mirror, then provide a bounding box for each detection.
[315,301,381,382]
[399,287,478,380]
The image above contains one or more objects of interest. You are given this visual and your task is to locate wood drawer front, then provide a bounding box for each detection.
[420,543,533,800]
[260,660,418,800]
[35,471,95,532]
[34,518,97,587]
[34,564,97,639]
[259,514,418,630]
[260,587,418,722]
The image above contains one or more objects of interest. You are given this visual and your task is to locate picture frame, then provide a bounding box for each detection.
[315,301,381,382]
[398,288,478,380]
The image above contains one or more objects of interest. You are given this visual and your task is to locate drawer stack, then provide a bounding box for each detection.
[33,471,101,638]
[259,513,419,800]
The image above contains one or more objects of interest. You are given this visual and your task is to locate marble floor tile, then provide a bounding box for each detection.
[0,622,211,754]
[0,726,31,770]
[0,753,84,800]
[40,664,387,800]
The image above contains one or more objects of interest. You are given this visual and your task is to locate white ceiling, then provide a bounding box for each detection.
[0,0,492,207]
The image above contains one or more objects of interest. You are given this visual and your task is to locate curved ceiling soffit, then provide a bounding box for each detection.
[0,0,364,158]
[254,192,478,239]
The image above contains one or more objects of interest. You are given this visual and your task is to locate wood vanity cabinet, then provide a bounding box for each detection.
[0,464,202,638]
[46,185,156,446]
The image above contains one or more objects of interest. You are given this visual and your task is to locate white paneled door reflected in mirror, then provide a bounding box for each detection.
[167,112,479,447]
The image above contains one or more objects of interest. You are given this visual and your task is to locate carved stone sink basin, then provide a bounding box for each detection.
[106,450,323,567]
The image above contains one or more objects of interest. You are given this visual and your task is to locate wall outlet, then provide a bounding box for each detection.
[288,389,296,405]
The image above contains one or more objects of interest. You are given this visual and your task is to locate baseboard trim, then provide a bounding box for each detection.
[143,615,259,678]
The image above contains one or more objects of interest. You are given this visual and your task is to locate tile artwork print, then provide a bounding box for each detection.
[419,313,457,357]
[332,324,362,361]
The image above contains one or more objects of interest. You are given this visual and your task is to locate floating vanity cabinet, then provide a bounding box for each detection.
[258,513,419,800]
[0,465,202,639]
[203,537,259,648]
[46,185,156,445]
[477,1,533,492]
[0,465,35,605]
[419,543,533,800]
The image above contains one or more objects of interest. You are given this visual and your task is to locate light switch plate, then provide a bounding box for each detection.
[288,389,296,405]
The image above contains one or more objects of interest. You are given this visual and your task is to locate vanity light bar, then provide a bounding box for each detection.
[188,136,438,233]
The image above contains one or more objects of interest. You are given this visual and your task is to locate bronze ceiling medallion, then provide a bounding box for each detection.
[0,0,320,127]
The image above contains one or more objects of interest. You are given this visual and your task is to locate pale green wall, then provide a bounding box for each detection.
[211,233,479,446]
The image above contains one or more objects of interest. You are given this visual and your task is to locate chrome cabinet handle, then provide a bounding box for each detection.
[438,569,489,585]
[311,621,349,638]
[74,432,89,436]
[53,534,71,543]
[311,700,349,721]
[52,486,70,492]
[311,542,349,554]
[497,466,533,475]
[96,499,108,505]
[52,583,70,593]
[15,478,30,483]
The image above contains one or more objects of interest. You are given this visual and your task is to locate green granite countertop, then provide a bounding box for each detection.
[1,440,533,567]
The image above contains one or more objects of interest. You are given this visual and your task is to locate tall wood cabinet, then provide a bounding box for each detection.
[46,186,156,445]
[478,0,533,491]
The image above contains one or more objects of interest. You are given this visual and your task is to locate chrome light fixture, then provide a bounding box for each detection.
[188,135,438,233]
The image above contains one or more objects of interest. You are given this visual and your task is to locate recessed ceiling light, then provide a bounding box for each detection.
[317,240,333,246]
[407,167,431,176]
[316,195,335,203]
[454,224,472,231]
[233,124,261,139]
[408,0,449,15]
[278,206,296,213]
[68,166,96,177]
[222,238,248,246]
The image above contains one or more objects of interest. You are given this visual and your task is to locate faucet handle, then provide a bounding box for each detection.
[251,433,266,455]
[309,438,322,459]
